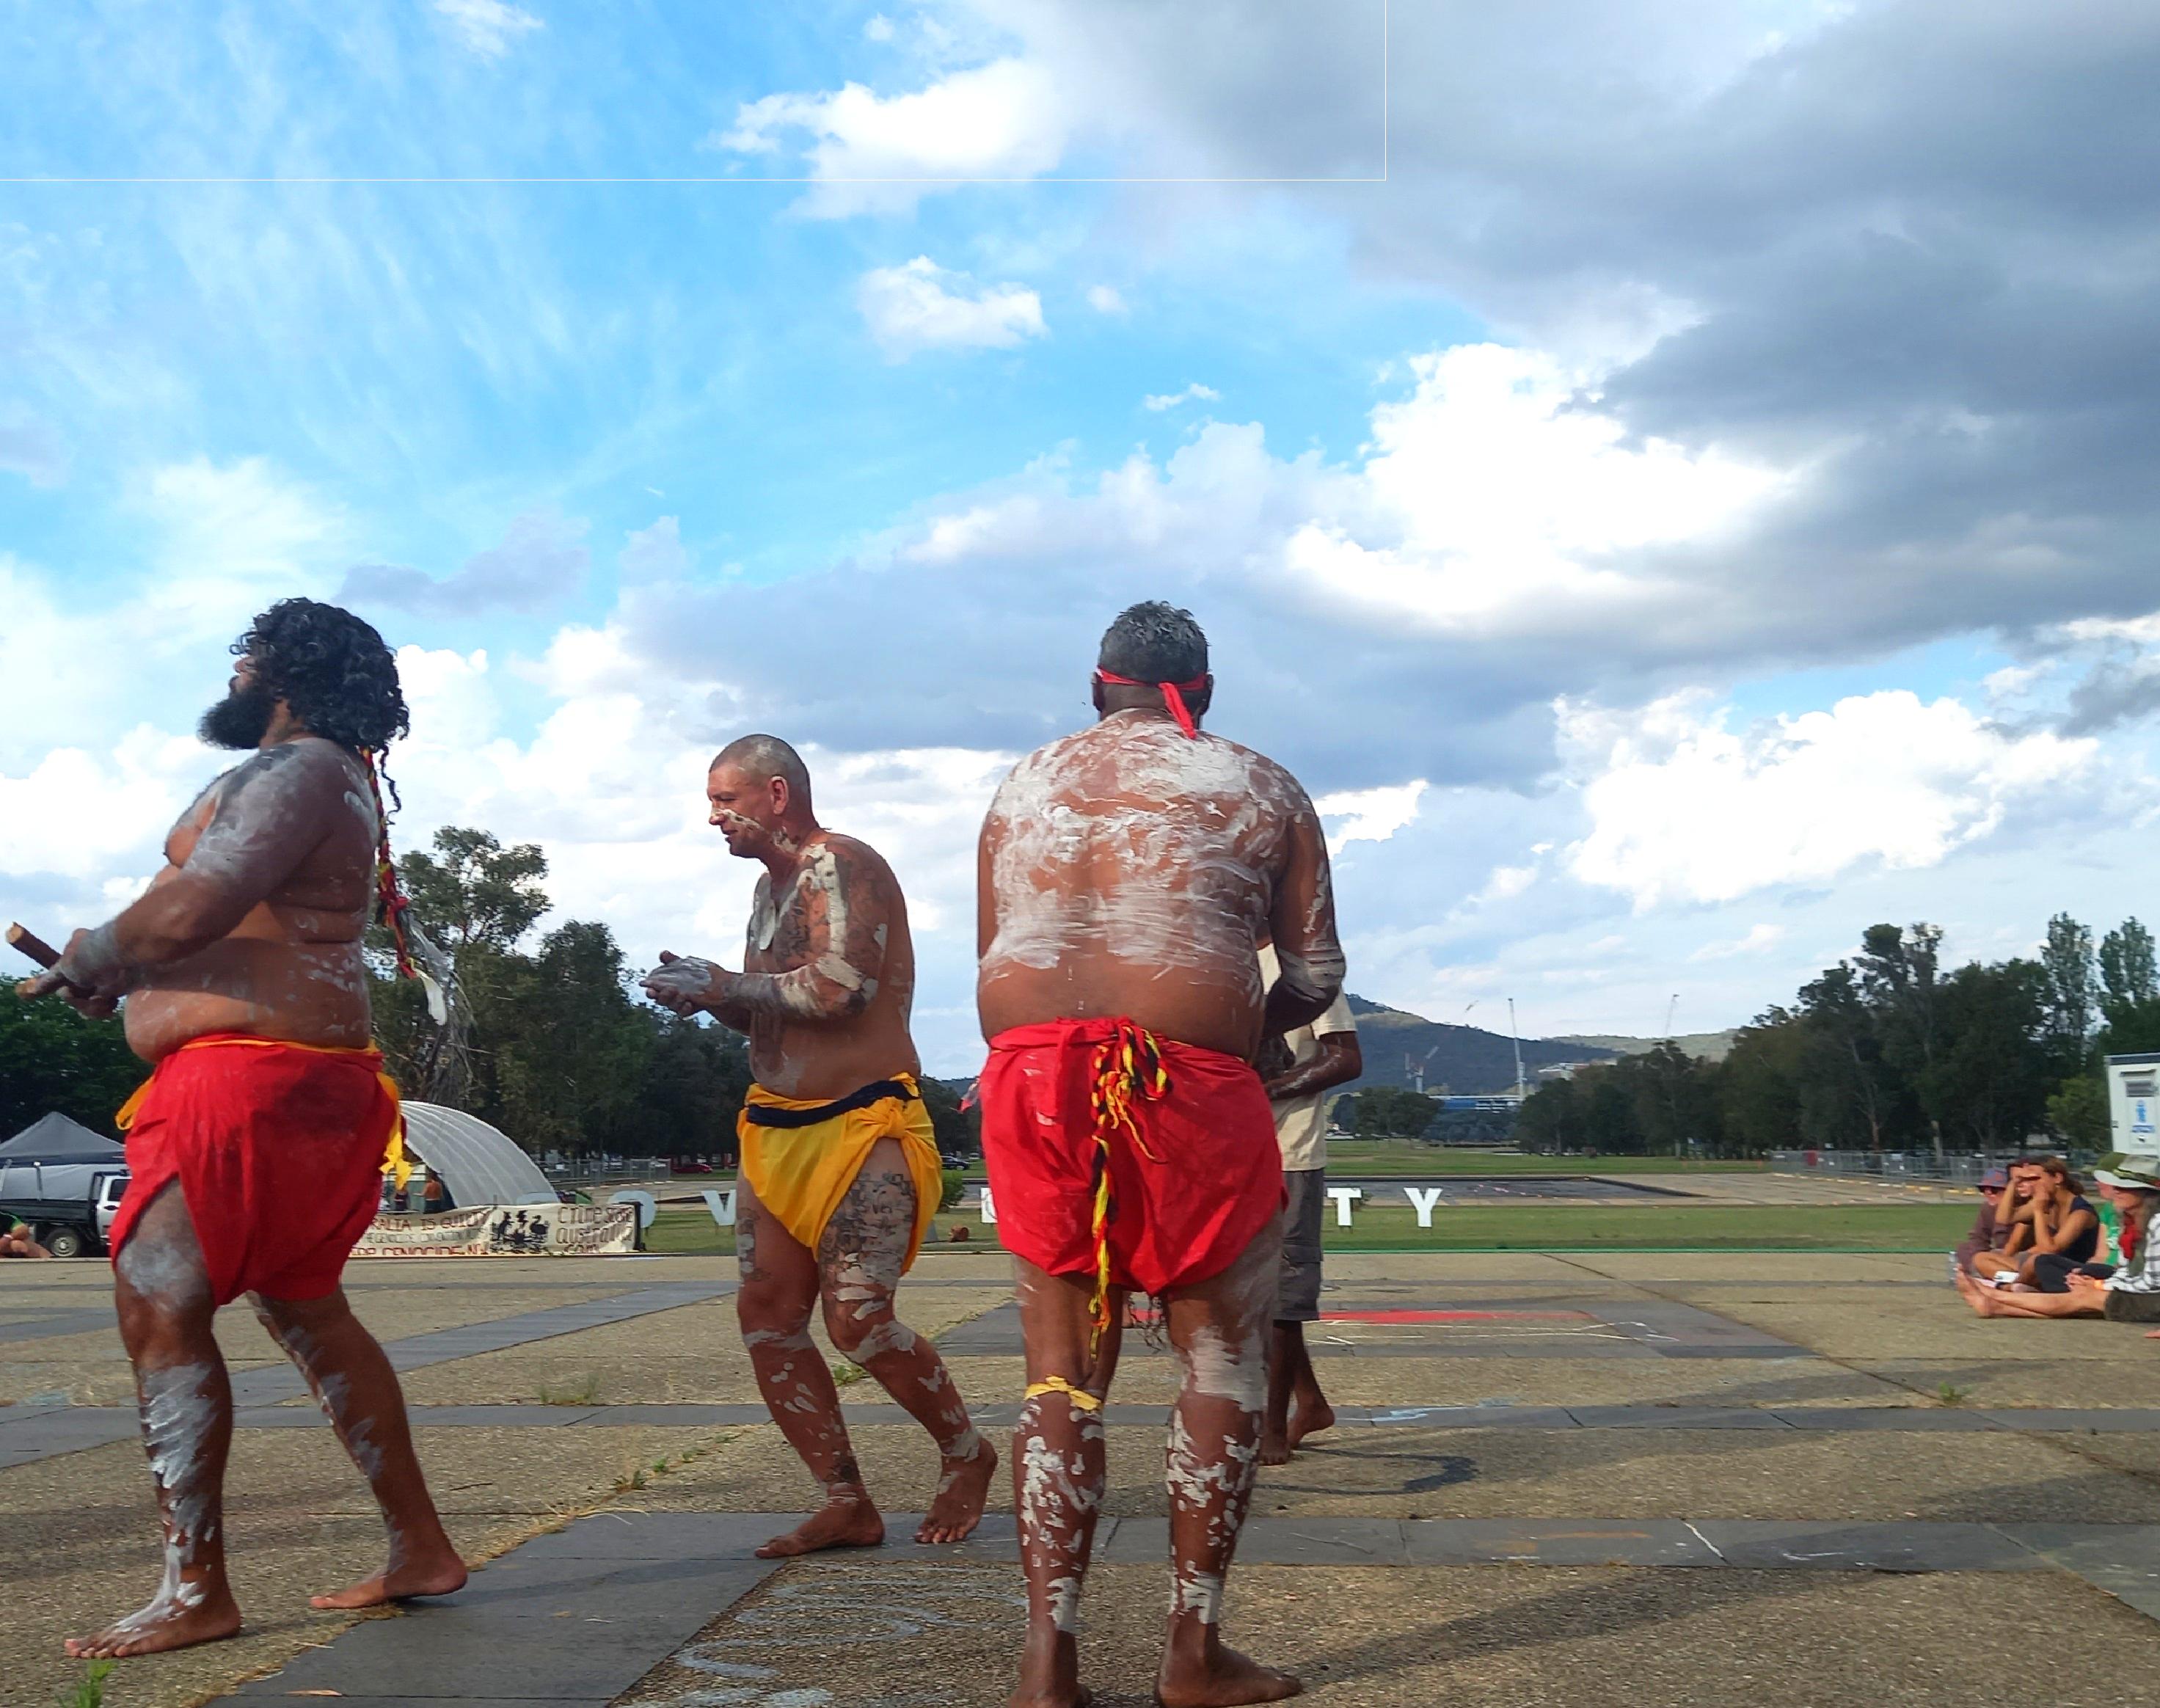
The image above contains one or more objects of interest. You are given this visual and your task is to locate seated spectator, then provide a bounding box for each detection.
[1955,1167,2160,1322]
[1953,1167,2013,1280]
[1965,1156,2043,1280]
[1970,1156,2097,1288]
[1,1219,51,1258]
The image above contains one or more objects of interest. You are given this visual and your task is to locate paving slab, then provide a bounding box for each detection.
[1689,1520,2037,1571]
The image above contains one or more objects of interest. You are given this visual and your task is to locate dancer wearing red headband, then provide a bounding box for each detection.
[18,600,464,1656]
[977,601,1345,1708]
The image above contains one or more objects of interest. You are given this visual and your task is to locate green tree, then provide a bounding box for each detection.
[2047,1074,2112,1151]
[1926,960,2048,1151]
[1514,1077,1582,1153]
[1581,1071,1644,1153]
[1354,1084,1437,1140]
[2039,912,2098,1078]
[0,989,144,1139]
[1718,1010,1806,1156]
[1856,922,1946,1160]
[1630,1040,1718,1156]
[495,921,655,1158]
[638,1013,752,1163]
[1795,965,1897,1150]
[2099,919,2160,1055]
[401,828,550,950]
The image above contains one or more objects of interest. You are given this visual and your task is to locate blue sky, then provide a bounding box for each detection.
[6,1,2159,1072]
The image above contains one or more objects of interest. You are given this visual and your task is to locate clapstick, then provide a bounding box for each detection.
[6,923,62,969]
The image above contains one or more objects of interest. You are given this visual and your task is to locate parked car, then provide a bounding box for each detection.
[668,1158,716,1175]
[1,1158,128,1258]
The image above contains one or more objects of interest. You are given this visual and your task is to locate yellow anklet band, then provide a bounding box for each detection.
[1024,1376,1103,1412]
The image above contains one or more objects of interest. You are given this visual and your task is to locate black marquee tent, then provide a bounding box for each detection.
[0,1112,123,1162]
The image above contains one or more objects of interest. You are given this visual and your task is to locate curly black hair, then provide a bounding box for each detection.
[233,598,409,752]
[1099,600,1208,683]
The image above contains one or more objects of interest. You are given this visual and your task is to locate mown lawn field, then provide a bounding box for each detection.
[640,1200,1969,1257]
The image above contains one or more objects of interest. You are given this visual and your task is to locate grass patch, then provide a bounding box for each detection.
[62,1663,112,1708]
[642,1201,1969,1255]
[538,1373,601,1406]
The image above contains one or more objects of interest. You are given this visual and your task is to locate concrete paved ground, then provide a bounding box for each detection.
[7,1247,2160,1708]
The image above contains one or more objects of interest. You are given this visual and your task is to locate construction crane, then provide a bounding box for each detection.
[1406,1044,1441,1095]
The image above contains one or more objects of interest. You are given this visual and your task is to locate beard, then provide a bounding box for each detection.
[198,681,278,750]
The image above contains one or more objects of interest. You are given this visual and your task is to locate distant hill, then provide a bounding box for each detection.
[1343,996,1618,1096]
[1553,1031,1739,1064]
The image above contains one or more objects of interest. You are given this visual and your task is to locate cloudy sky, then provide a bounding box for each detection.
[4,1,2158,1073]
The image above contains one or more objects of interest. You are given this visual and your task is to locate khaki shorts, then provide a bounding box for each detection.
[1277,1168,1325,1323]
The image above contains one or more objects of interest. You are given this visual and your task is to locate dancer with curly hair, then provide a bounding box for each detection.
[18,598,465,1656]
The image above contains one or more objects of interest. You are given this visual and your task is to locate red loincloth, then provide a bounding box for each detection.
[109,1032,401,1306]
[979,1018,1283,1331]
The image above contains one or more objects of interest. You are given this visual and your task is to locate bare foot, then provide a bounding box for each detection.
[1156,1643,1302,1707]
[310,1546,470,1610]
[919,1437,999,1544]
[756,1496,885,1558]
[1010,1628,1090,1708]
[67,1583,242,1658]
[1288,1398,1335,1450]
[1257,1428,1291,1467]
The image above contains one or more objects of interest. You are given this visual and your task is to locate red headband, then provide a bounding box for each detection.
[1096,668,1205,738]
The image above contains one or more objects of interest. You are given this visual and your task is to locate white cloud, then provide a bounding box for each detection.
[0,727,205,880]
[864,13,896,43]
[1142,382,1219,412]
[1315,780,1426,855]
[1561,690,2099,910]
[1086,285,1128,315]
[1689,923,1786,962]
[1293,343,1793,637]
[856,257,1046,360]
[434,0,544,60]
[718,58,1068,214]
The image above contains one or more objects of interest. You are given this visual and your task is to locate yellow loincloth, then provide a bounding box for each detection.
[737,1075,944,1271]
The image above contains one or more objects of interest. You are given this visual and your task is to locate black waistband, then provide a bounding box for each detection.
[742,1078,918,1128]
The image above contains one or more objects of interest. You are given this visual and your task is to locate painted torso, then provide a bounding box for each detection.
[744,832,920,1100]
[977,711,1322,1059]
[124,739,377,1062]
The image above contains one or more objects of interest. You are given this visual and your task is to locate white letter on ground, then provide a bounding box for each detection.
[980,1185,997,1225]
[1405,1186,1444,1228]
[1327,1186,1362,1227]
[700,1189,737,1228]
[608,1190,657,1230]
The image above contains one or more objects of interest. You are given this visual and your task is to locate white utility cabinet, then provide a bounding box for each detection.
[2108,1054,2160,1160]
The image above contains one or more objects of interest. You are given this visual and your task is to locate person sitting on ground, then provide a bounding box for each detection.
[1953,1168,2160,1323]
[1966,1156,2044,1280]
[1952,1167,2013,1280]
[1985,1158,2098,1288]
[1,1219,52,1259]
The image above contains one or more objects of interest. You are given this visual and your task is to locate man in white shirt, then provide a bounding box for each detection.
[1257,944,1362,1464]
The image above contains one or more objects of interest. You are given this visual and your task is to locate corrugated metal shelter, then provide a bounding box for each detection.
[401,1103,556,1207]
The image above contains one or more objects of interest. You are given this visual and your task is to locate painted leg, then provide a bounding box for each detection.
[67,1183,243,1657]
[1009,1260,1121,1708]
[252,1289,467,1608]
[735,1173,883,1558]
[819,1137,996,1544]
[1158,1218,1300,1708]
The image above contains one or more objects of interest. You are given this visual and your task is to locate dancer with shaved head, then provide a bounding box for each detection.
[977,602,1346,1708]
[643,735,995,1556]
